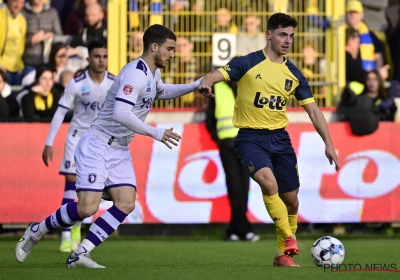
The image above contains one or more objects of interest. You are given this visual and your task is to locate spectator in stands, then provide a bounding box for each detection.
[345,0,385,71]
[166,36,200,107]
[213,7,238,34]
[0,0,27,85]
[69,2,107,47]
[237,15,266,56]
[129,31,144,61]
[50,0,74,27]
[360,0,393,78]
[0,69,11,117]
[64,0,106,35]
[21,64,62,121]
[345,27,389,89]
[21,42,88,86]
[338,70,396,135]
[59,69,74,88]
[22,0,63,78]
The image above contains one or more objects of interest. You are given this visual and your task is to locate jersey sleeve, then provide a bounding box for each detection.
[58,79,76,109]
[115,69,147,106]
[217,56,248,81]
[286,60,315,106]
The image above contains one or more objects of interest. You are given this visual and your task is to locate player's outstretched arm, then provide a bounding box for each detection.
[113,100,181,149]
[303,102,340,171]
[156,78,202,100]
[42,107,69,166]
[198,70,225,97]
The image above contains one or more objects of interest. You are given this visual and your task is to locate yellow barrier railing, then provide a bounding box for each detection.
[108,0,346,109]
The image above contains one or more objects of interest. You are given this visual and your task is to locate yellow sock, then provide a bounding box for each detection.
[288,213,298,235]
[262,194,292,238]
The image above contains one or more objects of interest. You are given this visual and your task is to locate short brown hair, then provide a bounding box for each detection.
[345,27,359,43]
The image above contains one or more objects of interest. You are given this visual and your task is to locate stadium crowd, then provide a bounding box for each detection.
[0,0,400,127]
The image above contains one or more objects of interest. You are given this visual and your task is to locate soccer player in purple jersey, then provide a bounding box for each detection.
[16,24,202,268]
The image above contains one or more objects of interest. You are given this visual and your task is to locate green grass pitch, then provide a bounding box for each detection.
[1,236,399,280]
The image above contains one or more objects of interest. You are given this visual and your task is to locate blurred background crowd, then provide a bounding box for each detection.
[0,0,399,127]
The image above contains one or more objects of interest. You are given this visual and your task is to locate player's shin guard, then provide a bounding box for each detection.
[74,206,127,255]
[31,202,82,240]
[262,194,292,238]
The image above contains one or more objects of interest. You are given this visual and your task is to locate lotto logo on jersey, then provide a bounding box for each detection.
[123,85,133,95]
[253,92,287,110]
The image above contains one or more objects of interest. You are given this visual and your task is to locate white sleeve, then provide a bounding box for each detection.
[58,79,76,109]
[156,78,202,100]
[113,99,165,141]
[45,106,68,146]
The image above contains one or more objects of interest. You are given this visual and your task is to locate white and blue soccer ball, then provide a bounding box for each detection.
[311,236,345,267]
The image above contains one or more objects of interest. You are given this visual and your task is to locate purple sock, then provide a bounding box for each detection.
[44,202,82,231]
[61,182,77,232]
[84,206,127,247]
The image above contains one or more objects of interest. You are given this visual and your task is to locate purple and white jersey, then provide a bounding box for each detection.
[58,70,115,132]
[90,58,164,146]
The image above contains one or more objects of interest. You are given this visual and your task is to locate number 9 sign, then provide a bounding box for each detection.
[212,33,237,67]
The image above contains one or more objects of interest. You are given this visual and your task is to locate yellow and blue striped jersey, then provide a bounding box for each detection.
[217,49,315,130]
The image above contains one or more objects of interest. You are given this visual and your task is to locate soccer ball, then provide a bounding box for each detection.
[311,236,345,267]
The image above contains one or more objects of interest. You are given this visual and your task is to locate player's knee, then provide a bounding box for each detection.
[77,204,99,218]
[259,180,278,195]
[115,201,135,214]
[285,196,299,210]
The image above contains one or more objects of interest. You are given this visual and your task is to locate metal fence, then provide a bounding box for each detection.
[108,0,345,109]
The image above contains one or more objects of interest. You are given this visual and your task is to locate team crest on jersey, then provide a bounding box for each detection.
[81,86,90,96]
[123,84,133,95]
[247,162,255,174]
[88,173,97,183]
[284,79,293,91]
[223,64,231,72]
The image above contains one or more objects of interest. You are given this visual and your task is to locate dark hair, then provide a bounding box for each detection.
[143,24,176,53]
[345,27,359,43]
[267,13,298,31]
[0,68,7,83]
[35,64,56,83]
[88,40,107,55]
[363,70,387,99]
[49,42,67,68]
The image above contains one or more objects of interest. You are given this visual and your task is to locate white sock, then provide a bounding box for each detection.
[74,221,82,227]
[73,239,95,256]
[30,222,46,241]
[61,231,71,242]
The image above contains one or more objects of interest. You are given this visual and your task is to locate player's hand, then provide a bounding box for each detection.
[198,85,214,98]
[325,144,340,171]
[161,127,182,149]
[42,145,54,167]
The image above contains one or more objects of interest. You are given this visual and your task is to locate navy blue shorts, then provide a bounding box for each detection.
[234,128,299,193]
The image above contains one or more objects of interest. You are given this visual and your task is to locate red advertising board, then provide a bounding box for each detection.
[1,122,399,224]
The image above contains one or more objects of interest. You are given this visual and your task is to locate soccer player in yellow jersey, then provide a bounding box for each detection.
[199,13,340,267]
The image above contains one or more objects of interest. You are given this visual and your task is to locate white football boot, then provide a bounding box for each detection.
[15,223,39,263]
[66,253,106,268]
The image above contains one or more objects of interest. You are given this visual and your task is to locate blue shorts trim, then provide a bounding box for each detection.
[76,188,103,192]
[104,184,137,190]
[59,172,77,176]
